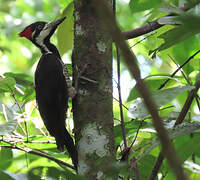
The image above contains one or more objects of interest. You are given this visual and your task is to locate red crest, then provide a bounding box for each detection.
[19,26,32,39]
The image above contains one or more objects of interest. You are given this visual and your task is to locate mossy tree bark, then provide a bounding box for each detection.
[72,0,116,179]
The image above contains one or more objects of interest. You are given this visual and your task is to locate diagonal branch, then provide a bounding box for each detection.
[158,49,200,90]
[150,74,200,180]
[1,139,75,170]
[122,0,200,40]
[92,1,188,179]
[176,74,200,125]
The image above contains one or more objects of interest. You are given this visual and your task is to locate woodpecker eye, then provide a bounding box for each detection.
[37,25,43,30]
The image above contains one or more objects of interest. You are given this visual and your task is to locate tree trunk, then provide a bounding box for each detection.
[72,0,116,179]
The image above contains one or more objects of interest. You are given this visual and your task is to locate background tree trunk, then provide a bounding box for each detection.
[72,0,116,179]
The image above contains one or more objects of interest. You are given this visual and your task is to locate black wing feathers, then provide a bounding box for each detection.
[35,54,77,169]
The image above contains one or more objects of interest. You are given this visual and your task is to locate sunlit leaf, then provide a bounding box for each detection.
[66,64,72,76]
[46,167,83,179]
[137,155,156,180]
[129,0,161,13]
[151,14,200,54]
[4,72,33,87]
[0,171,14,180]
[127,75,181,102]
[0,148,13,170]
[57,0,72,8]
[136,122,200,162]
[114,121,149,147]
[128,86,194,119]
[28,166,83,180]
[4,171,27,180]
[0,77,16,93]
[22,86,35,104]
[174,133,200,163]
[0,101,15,121]
[57,2,74,56]
[28,167,43,180]
[0,120,18,136]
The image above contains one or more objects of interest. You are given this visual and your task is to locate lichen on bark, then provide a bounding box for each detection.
[72,0,116,179]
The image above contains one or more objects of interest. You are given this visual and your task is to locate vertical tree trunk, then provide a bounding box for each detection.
[72,0,116,179]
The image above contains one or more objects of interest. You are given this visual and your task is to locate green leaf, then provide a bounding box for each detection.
[171,36,199,75]
[174,133,200,163]
[66,64,72,76]
[0,101,15,121]
[0,171,14,180]
[0,148,13,170]
[136,122,200,162]
[129,0,161,13]
[22,86,35,104]
[128,86,194,119]
[0,77,16,93]
[57,0,72,7]
[57,2,74,56]
[46,167,83,180]
[24,136,56,150]
[4,72,33,87]
[114,121,149,147]
[28,166,83,180]
[127,75,181,102]
[151,14,200,54]
[28,167,43,180]
[138,155,156,180]
[0,120,18,136]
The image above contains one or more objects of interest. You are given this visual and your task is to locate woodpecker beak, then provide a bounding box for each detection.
[46,17,66,29]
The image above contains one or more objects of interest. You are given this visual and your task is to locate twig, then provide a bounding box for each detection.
[168,54,200,110]
[130,32,157,48]
[122,0,200,40]
[175,74,200,125]
[168,54,190,85]
[113,97,128,110]
[158,49,200,90]
[150,74,200,180]
[11,90,28,140]
[149,153,164,180]
[1,139,75,170]
[113,1,129,174]
[116,45,127,148]
[129,121,144,149]
[92,1,188,179]
[150,51,200,179]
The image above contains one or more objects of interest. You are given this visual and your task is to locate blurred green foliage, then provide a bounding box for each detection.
[1,0,200,179]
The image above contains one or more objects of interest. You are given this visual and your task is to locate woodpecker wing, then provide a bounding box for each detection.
[35,53,68,148]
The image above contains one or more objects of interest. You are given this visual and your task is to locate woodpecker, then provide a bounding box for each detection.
[19,17,78,170]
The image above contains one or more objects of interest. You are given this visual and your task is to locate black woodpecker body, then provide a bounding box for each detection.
[19,17,78,170]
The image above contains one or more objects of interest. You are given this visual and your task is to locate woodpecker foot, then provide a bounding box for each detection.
[68,86,76,98]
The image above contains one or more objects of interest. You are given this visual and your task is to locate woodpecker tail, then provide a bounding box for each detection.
[64,128,78,170]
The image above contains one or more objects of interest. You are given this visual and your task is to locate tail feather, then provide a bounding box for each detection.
[64,129,78,170]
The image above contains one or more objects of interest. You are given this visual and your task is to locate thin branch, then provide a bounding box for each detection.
[116,47,127,148]
[11,90,28,140]
[113,97,128,110]
[122,0,200,40]
[150,51,200,179]
[168,54,190,85]
[1,139,75,170]
[92,1,188,179]
[129,121,143,149]
[168,54,200,110]
[150,74,200,180]
[175,74,200,125]
[114,1,129,173]
[149,153,165,180]
[158,49,200,90]
[131,32,157,48]
[123,21,163,40]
